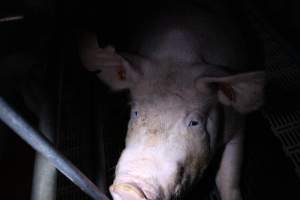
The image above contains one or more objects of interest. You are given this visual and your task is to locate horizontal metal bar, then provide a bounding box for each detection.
[0,96,110,200]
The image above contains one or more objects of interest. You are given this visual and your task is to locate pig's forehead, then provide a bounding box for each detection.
[130,67,216,109]
[133,69,198,95]
[131,80,196,102]
[131,86,213,112]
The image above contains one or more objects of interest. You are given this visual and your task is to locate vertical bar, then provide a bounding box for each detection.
[0,97,109,200]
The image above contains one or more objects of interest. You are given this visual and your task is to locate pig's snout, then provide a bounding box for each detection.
[110,183,147,200]
[109,174,163,200]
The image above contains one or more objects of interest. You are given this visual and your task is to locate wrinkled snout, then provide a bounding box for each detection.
[109,173,164,200]
[109,148,179,200]
[110,183,147,200]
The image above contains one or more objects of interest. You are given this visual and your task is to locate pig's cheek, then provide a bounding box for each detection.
[182,133,210,180]
[125,123,139,144]
[127,119,142,136]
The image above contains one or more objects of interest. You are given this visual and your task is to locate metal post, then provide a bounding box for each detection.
[0,96,110,200]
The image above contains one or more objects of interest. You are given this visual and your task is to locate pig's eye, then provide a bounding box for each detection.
[188,120,199,127]
[131,111,139,118]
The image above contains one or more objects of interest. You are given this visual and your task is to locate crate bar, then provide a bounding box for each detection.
[0,97,109,200]
[0,15,24,22]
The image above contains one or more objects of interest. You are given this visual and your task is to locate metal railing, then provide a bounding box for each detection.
[0,96,110,200]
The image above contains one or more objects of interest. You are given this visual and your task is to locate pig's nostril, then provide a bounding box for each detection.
[110,183,147,200]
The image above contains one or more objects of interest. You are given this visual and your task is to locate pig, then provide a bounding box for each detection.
[80,3,265,200]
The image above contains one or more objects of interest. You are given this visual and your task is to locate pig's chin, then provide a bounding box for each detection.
[109,176,165,200]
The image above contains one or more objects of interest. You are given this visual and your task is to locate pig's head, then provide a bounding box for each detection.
[80,33,265,200]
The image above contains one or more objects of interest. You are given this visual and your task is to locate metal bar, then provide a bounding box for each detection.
[0,96,110,200]
[0,15,24,22]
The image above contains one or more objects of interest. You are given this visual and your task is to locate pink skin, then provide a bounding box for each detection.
[81,37,264,200]
[108,95,213,200]
[80,4,265,199]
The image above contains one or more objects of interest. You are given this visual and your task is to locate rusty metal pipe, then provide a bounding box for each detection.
[0,96,110,200]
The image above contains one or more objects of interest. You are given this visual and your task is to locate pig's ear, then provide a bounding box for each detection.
[199,71,265,113]
[79,32,142,90]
